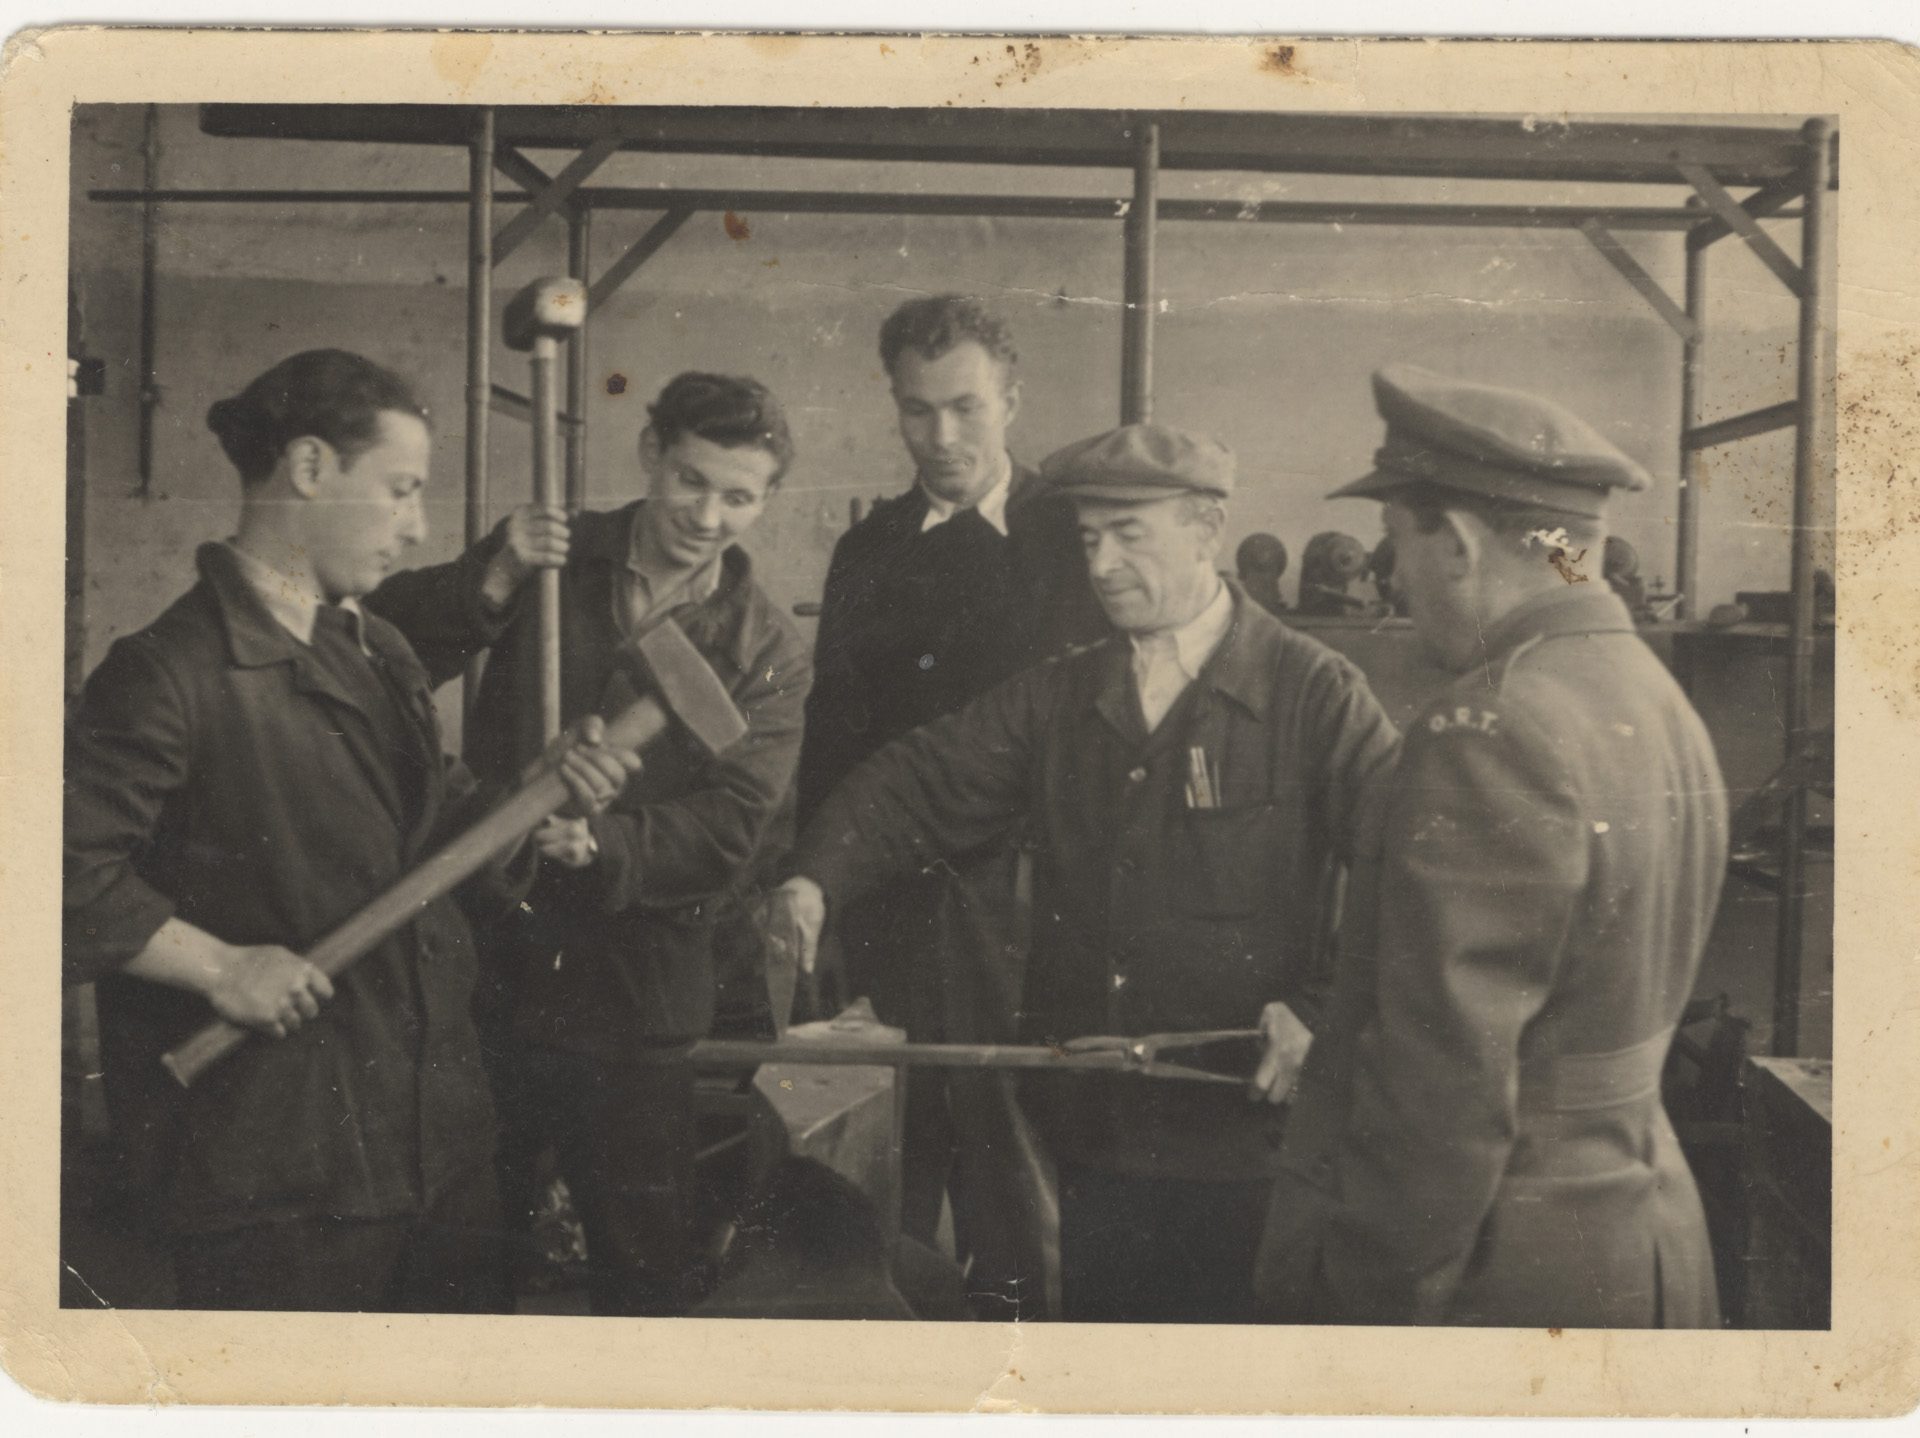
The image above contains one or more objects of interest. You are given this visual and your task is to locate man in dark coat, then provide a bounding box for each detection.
[369,372,812,1317]
[794,295,1105,1312]
[768,423,1399,1322]
[62,350,636,1312]
[1254,365,1729,1328]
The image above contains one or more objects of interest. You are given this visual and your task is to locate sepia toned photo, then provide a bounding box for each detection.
[3,30,1914,1417]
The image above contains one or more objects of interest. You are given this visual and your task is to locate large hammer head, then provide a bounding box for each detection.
[503,275,587,352]
[620,620,751,757]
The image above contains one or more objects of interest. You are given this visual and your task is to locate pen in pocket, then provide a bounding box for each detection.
[1188,746,1217,809]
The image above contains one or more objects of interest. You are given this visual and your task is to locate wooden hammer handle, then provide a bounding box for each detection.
[161,694,671,1088]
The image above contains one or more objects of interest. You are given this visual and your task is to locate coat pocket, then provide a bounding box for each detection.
[1176,801,1284,919]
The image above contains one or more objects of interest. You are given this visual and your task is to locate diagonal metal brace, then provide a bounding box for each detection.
[588,207,694,314]
[494,145,562,205]
[1678,162,1805,298]
[493,130,622,265]
[1577,219,1698,343]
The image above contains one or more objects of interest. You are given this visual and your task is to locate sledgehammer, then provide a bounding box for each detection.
[504,275,587,742]
[161,620,748,1088]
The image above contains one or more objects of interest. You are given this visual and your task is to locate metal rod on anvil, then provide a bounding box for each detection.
[689,1035,1253,1084]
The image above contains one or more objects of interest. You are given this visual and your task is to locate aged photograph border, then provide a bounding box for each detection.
[3,28,1917,1417]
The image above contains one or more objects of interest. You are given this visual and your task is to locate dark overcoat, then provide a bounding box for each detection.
[64,543,515,1235]
[371,501,813,1051]
[1256,585,1729,1328]
[792,585,1399,1179]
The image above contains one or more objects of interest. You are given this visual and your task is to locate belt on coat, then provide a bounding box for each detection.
[1516,1026,1676,1113]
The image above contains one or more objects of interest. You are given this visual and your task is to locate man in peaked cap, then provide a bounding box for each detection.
[1253,365,1729,1328]
[766,422,1398,1322]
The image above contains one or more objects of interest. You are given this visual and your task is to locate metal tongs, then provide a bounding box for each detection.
[1058,1029,1263,1086]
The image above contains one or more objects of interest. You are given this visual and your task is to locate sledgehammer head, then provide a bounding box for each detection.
[623,620,751,756]
[503,276,587,353]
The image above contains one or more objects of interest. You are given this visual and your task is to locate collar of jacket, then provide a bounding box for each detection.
[569,500,771,674]
[1478,582,1636,665]
[197,541,431,693]
[1001,457,1047,521]
[1085,577,1279,728]
[877,456,1042,530]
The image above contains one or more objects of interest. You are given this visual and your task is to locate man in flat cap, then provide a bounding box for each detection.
[1254,365,1729,1328]
[767,422,1398,1322]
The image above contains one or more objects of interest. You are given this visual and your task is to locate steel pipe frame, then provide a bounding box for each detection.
[1121,122,1160,425]
[114,111,1833,1052]
[462,108,495,731]
[91,185,1768,233]
[1660,121,1834,1056]
[1773,119,1836,1057]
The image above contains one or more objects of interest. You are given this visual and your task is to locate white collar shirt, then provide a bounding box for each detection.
[1128,578,1233,733]
[226,540,367,651]
[918,451,1013,537]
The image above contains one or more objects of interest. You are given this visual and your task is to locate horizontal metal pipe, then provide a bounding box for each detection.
[87,185,1739,231]
[691,1038,1117,1071]
[1683,399,1800,451]
[489,382,583,428]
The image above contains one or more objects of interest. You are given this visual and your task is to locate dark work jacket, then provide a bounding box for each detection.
[796,461,1107,823]
[792,584,1400,1180]
[371,502,813,1052]
[63,543,520,1236]
[1255,586,1728,1328]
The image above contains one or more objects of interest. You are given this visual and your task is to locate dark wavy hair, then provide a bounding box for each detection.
[206,349,429,486]
[647,372,796,483]
[878,294,1017,381]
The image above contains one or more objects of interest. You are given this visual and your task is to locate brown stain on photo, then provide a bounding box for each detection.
[604,373,627,397]
[724,212,752,242]
[1835,338,1920,717]
[1262,44,1300,76]
[429,33,494,93]
[991,42,1044,88]
[1548,547,1591,585]
[981,39,1098,90]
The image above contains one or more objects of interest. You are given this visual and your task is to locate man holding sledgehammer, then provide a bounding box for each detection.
[62,350,643,1313]
[370,363,813,1317]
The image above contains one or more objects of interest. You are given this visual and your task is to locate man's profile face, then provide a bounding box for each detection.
[890,341,1019,507]
[1382,500,1478,672]
[304,409,431,602]
[1076,495,1222,634]
[639,429,780,572]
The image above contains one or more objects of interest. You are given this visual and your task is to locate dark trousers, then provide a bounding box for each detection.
[500,1042,700,1317]
[836,879,957,1248]
[1056,1161,1270,1323]
[172,1165,508,1313]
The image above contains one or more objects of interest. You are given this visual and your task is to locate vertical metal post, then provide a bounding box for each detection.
[66,284,88,709]
[463,107,495,726]
[1120,121,1160,425]
[565,205,592,511]
[529,335,563,741]
[1676,220,1707,623]
[1772,117,1834,1058]
[136,104,160,498]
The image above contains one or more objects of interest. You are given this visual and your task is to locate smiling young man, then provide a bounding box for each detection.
[1254,366,1729,1329]
[767,423,1398,1322]
[368,371,812,1316]
[63,350,638,1312]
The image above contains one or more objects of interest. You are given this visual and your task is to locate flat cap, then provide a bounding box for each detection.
[1042,423,1236,503]
[1329,364,1651,519]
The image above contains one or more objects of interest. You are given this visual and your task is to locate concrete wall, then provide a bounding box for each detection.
[71,105,1817,687]
[64,107,1832,1055]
